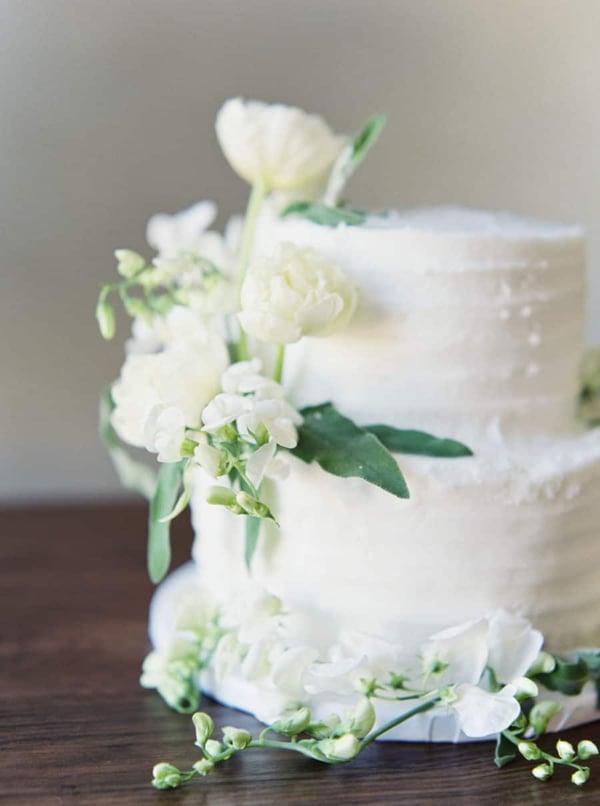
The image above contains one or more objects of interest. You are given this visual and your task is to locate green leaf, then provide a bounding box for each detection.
[281,201,365,227]
[364,425,473,458]
[244,516,261,571]
[571,650,600,707]
[292,403,409,499]
[350,113,387,168]
[159,461,193,523]
[534,657,589,697]
[495,732,518,768]
[148,461,185,584]
[98,388,157,499]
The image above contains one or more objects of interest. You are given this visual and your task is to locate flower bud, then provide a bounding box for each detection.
[518,741,542,761]
[316,733,361,762]
[205,739,226,759]
[571,768,590,786]
[115,249,146,278]
[556,740,576,761]
[192,712,214,746]
[529,701,561,736]
[96,300,115,340]
[307,713,341,739]
[345,697,376,739]
[577,739,599,760]
[222,726,252,749]
[272,706,312,736]
[206,485,237,507]
[193,758,215,777]
[152,762,182,789]
[513,676,538,700]
[527,651,556,676]
[235,491,272,518]
[531,763,553,781]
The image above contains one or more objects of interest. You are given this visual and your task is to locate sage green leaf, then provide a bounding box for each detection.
[244,516,261,571]
[534,657,589,697]
[350,113,387,168]
[159,461,193,523]
[99,388,157,499]
[281,201,365,227]
[364,425,473,458]
[292,403,409,499]
[494,732,518,768]
[148,461,185,584]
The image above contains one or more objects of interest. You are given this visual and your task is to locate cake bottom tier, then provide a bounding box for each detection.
[147,562,599,743]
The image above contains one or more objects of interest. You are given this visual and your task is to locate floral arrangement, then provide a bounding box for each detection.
[97,98,599,790]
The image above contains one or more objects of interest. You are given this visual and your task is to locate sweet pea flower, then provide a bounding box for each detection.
[146,201,218,258]
[215,98,347,192]
[144,405,186,463]
[239,243,358,344]
[450,683,521,738]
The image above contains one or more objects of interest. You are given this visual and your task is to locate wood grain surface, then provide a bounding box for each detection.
[1,503,599,804]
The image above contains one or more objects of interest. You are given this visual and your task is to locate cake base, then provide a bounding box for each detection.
[147,562,599,743]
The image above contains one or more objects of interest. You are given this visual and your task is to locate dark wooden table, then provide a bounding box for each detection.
[2,504,599,804]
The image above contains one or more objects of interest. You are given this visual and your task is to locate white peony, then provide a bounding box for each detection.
[111,335,228,449]
[239,243,358,344]
[215,98,347,192]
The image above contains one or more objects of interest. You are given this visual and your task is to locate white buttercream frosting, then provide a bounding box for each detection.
[149,206,600,740]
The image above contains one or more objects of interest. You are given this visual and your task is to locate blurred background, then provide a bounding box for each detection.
[2,0,600,502]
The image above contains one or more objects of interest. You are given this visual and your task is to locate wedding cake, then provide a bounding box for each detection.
[97,99,600,789]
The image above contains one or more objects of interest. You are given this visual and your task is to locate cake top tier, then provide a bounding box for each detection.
[255,206,586,445]
[363,207,583,240]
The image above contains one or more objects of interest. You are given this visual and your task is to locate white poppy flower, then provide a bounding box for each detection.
[451,683,521,738]
[111,336,228,448]
[144,405,186,463]
[239,243,358,345]
[215,98,347,192]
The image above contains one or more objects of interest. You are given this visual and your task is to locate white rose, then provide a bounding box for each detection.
[215,98,347,192]
[239,243,358,344]
[111,337,228,449]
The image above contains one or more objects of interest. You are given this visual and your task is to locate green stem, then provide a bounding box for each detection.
[360,696,440,749]
[273,345,285,383]
[251,738,324,761]
[237,181,268,360]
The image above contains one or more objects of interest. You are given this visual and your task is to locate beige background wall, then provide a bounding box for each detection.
[2,0,600,501]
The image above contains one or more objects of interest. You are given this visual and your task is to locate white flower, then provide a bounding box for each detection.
[193,439,225,478]
[246,440,290,488]
[451,683,521,738]
[239,243,358,344]
[146,201,218,258]
[486,611,543,684]
[201,394,248,432]
[111,337,228,449]
[221,359,280,397]
[215,98,347,192]
[144,405,186,463]
[237,398,302,449]
[421,618,489,686]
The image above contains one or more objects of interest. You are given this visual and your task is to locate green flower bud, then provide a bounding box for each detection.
[192,712,214,747]
[571,768,590,786]
[123,296,151,321]
[345,697,376,739]
[272,706,312,736]
[152,762,182,789]
[222,726,252,749]
[316,733,361,762]
[193,758,215,777]
[527,651,556,677]
[513,676,538,701]
[577,739,599,760]
[556,739,576,761]
[307,713,341,739]
[531,763,553,781]
[205,739,226,759]
[518,741,543,761]
[206,485,237,507]
[96,299,115,340]
[529,701,561,736]
[235,491,272,519]
[115,249,145,278]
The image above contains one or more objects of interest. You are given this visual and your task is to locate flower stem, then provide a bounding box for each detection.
[237,181,268,360]
[360,696,440,748]
[273,345,285,383]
